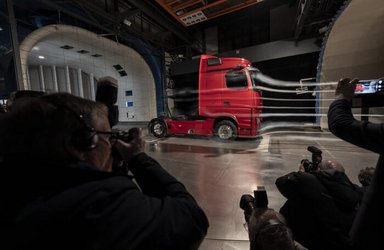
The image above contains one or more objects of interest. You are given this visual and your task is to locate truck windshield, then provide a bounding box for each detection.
[248,68,261,88]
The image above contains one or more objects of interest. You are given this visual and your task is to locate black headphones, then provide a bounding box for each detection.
[45,100,99,151]
[69,112,99,151]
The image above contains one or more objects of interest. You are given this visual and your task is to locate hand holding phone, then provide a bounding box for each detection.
[335,78,358,100]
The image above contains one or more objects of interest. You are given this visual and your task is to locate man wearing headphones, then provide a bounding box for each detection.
[0,93,208,250]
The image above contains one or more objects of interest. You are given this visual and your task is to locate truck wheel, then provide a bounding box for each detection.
[215,120,237,140]
[149,119,167,138]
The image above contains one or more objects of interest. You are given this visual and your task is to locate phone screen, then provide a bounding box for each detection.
[355,79,384,94]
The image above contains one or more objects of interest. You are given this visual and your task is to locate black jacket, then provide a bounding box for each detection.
[328,99,384,250]
[0,153,209,250]
[276,169,361,250]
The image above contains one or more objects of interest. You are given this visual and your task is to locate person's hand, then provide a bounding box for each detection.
[114,127,145,165]
[358,166,375,187]
[335,78,359,100]
[299,163,305,172]
[299,159,308,172]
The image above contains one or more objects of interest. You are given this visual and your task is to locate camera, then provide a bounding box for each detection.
[96,76,119,127]
[111,127,141,142]
[240,186,269,221]
[301,159,313,172]
[111,128,140,174]
[112,129,133,142]
[300,146,322,172]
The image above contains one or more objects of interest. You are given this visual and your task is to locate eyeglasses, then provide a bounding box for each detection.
[95,130,120,146]
[95,130,121,137]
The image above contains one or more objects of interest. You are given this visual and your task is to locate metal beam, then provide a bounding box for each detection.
[73,0,116,24]
[125,0,194,45]
[37,0,171,50]
[7,0,24,90]
[294,0,315,40]
[118,8,140,22]
[39,0,114,32]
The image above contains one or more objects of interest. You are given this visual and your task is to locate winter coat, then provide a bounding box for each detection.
[276,168,361,250]
[0,153,209,250]
[328,98,384,250]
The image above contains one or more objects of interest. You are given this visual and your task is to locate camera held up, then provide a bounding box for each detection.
[240,186,269,222]
[111,128,141,174]
[301,146,322,172]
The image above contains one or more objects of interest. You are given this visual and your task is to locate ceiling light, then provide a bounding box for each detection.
[77,50,89,54]
[180,11,207,26]
[123,19,132,27]
[118,70,127,77]
[61,45,74,50]
[38,55,45,59]
[318,26,328,34]
[113,64,123,70]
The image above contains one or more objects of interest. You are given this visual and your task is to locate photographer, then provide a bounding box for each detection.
[299,146,323,172]
[0,93,208,250]
[240,187,307,250]
[275,147,361,250]
[328,78,384,250]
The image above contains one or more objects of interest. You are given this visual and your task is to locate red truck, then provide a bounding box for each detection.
[148,54,263,140]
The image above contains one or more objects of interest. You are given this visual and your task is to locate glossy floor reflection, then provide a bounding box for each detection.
[142,130,378,250]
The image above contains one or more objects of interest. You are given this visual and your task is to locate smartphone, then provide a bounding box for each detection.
[355,79,384,95]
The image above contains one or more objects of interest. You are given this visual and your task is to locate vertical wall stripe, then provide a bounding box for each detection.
[89,73,95,100]
[77,68,83,97]
[65,65,71,93]
[38,65,45,91]
[52,65,58,92]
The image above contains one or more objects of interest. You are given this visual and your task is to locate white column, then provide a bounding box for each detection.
[26,66,31,90]
[89,73,95,100]
[77,68,84,98]
[51,65,58,92]
[65,65,71,93]
[39,65,45,91]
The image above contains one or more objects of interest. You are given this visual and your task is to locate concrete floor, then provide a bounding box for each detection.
[140,129,378,250]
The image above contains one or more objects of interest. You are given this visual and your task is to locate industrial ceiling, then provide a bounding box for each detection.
[9,0,347,57]
[154,0,263,27]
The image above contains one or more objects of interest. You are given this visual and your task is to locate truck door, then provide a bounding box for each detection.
[198,68,224,117]
[221,69,254,133]
[223,69,252,107]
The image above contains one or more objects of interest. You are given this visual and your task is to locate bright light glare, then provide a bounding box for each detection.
[38,55,45,59]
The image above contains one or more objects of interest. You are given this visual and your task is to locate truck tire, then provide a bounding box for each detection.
[214,120,237,140]
[149,119,167,138]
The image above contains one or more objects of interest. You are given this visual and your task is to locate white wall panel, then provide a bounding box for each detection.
[319,0,384,128]
[20,24,157,122]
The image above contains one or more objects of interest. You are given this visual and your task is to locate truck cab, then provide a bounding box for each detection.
[148,54,262,140]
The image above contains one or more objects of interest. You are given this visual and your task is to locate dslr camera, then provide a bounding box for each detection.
[111,128,141,174]
[300,146,322,172]
[240,186,269,221]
